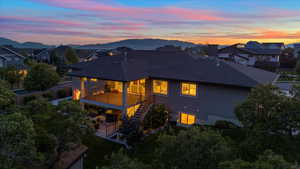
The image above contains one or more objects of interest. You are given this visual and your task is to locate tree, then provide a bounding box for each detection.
[41,101,91,169]
[143,104,168,129]
[219,150,295,169]
[50,51,60,66]
[235,84,300,161]
[24,98,55,123]
[235,84,300,136]
[155,128,233,169]
[296,60,300,76]
[119,118,143,146]
[101,150,151,169]
[24,63,60,91]
[0,113,40,169]
[0,80,16,111]
[1,66,23,88]
[65,48,79,64]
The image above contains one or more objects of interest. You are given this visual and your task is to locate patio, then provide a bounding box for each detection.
[96,121,122,137]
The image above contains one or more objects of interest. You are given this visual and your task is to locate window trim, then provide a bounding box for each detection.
[180,82,197,97]
[152,79,168,96]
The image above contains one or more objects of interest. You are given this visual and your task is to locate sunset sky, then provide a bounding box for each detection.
[0,0,300,45]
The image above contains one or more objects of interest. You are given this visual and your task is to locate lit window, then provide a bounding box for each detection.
[127,104,140,118]
[106,81,123,92]
[153,80,168,95]
[72,89,81,100]
[81,77,87,81]
[181,83,197,96]
[179,113,196,125]
[90,78,98,82]
[128,79,146,96]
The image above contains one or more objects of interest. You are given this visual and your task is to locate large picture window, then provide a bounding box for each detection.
[153,80,168,95]
[179,113,196,125]
[181,82,197,96]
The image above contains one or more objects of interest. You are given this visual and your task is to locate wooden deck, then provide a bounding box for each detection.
[84,92,144,106]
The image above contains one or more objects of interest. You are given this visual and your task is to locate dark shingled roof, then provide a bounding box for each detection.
[219,44,282,55]
[68,50,278,88]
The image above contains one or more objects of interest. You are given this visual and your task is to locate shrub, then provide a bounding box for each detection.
[214,120,238,129]
[156,128,233,169]
[119,118,143,146]
[23,95,38,104]
[57,89,68,98]
[143,104,168,130]
[42,92,55,100]
[24,63,60,91]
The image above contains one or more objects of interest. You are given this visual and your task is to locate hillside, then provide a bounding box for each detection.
[76,39,200,50]
[0,37,200,50]
[0,37,53,49]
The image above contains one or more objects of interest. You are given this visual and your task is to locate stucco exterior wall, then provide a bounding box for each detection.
[72,77,250,125]
[150,79,250,125]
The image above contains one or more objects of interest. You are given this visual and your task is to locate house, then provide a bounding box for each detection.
[294,44,300,59]
[76,49,97,62]
[218,42,282,67]
[56,145,88,169]
[34,49,51,63]
[0,46,26,69]
[68,50,278,136]
[262,42,285,50]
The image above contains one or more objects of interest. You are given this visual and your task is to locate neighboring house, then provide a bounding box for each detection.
[0,46,26,69]
[68,50,277,136]
[56,145,88,169]
[294,44,300,59]
[218,42,282,67]
[262,42,285,50]
[34,49,51,63]
[76,49,97,62]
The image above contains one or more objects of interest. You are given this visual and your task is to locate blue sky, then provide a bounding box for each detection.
[0,0,300,45]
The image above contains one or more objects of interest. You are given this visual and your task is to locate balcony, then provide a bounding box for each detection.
[76,78,146,109]
[82,92,144,109]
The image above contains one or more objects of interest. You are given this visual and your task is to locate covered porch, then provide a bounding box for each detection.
[73,77,146,109]
[84,92,144,107]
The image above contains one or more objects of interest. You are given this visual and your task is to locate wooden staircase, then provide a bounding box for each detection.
[132,101,153,122]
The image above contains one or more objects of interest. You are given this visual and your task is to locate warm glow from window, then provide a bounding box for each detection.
[181,83,197,96]
[72,89,81,100]
[90,78,98,82]
[82,77,87,81]
[128,79,146,96]
[19,69,28,77]
[180,113,196,125]
[127,104,140,118]
[106,81,123,92]
[153,80,168,95]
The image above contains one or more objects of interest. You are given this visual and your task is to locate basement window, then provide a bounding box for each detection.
[179,112,196,125]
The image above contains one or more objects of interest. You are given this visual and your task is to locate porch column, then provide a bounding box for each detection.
[80,77,86,98]
[122,81,128,118]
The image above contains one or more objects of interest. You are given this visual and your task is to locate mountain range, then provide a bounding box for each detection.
[0,37,199,50]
